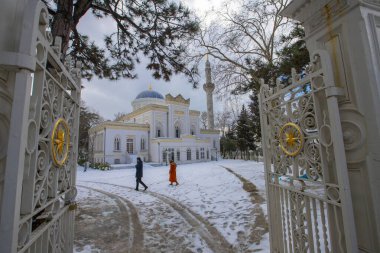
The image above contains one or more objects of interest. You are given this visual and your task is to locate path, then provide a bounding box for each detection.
[77,185,145,252]
[75,182,234,253]
[222,166,269,246]
[74,161,269,253]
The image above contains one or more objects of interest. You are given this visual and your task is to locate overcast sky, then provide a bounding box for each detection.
[77,0,226,120]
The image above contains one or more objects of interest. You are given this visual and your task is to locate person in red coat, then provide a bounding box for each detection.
[169,160,179,186]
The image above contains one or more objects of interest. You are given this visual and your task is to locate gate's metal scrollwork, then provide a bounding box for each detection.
[260,51,357,253]
[19,5,81,253]
[0,1,80,252]
[51,118,71,167]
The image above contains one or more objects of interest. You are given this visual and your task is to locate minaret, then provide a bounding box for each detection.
[203,55,215,129]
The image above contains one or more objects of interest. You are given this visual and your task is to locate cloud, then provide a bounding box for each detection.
[77,2,229,120]
[82,73,217,120]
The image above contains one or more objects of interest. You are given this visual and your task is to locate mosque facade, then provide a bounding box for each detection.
[88,58,220,165]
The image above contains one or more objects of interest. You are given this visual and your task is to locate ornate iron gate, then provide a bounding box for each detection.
[259,51,357,253]
[0,1,80,252]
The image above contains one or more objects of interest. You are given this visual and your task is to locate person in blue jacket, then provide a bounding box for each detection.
[135,157,148,191]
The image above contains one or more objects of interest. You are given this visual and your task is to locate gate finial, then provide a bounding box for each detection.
[291,68,297,82]
[260,78,265,87]
[52,37,62,57]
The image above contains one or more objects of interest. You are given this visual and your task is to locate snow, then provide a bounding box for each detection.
[74,159,270,252]
[74,244,101,253]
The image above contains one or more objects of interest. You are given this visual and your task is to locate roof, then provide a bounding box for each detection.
[136,90,164,100]
[89,122,150,133]
[165,93,190,105]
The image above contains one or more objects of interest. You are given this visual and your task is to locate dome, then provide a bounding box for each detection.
[135,90,164,100]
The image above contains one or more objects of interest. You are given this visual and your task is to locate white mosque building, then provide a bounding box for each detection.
[89,58,220,165]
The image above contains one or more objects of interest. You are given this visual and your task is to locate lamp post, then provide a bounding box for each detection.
[249,150,254,161]
[103,127,106,163]
[166,149,169,166]
[158,142,160,164]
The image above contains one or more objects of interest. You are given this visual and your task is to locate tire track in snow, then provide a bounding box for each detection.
[220,166,264,203]
[77,185,145,253]
[81,181,234,253]
[220,166,269,247]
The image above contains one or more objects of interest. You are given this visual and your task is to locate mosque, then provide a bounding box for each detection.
[88,58,220,164]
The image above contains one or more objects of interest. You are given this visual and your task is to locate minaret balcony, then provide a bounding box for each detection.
[203,83,215,93]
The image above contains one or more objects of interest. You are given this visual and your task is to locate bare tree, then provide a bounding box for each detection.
[215,110,232,136]
[200,111,208,129]
[191,0,292,95]
[225,95,243,122]
[114,112,128,122]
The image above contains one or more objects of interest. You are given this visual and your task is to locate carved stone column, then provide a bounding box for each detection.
[283,1,380,252]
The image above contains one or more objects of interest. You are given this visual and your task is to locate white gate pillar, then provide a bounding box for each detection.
[283,1,380,252]
[0,1,58,252]
[0,0,26,52]
[0,70,32,253]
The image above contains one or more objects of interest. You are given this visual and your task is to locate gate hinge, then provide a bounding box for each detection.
[325,86,345,98]
[68,202,77,211]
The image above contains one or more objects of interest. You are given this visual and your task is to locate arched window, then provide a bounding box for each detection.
[141,138,145,150]
[200,148,205,159]
[176,149,180,161]
[174,121,182,138]
[190,125,196,135]
[187,148,191,160]
[114,136,120,151]
[126,138,133,154]
[196,149,199,160]
[156,122,163,137]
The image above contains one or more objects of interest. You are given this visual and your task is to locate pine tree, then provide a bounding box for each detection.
[248,94,261,150]
[277,24,310,76]
[220,122,238,158]
[43,0,199,84]
[236,105,254,158]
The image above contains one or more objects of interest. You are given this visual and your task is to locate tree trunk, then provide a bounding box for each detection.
[51,0,93,56]
[51,0,74,55]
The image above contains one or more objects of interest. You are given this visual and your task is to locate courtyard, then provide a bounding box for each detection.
[74,160,269,253]
[2,0,380,252]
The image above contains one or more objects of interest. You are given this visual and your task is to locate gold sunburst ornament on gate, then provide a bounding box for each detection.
[51,118,70,166]
[279,122,304,156]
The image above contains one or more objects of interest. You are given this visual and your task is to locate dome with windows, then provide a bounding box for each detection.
[135,90,164,100]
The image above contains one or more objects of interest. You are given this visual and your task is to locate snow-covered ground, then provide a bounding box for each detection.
[74,160,269,253]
